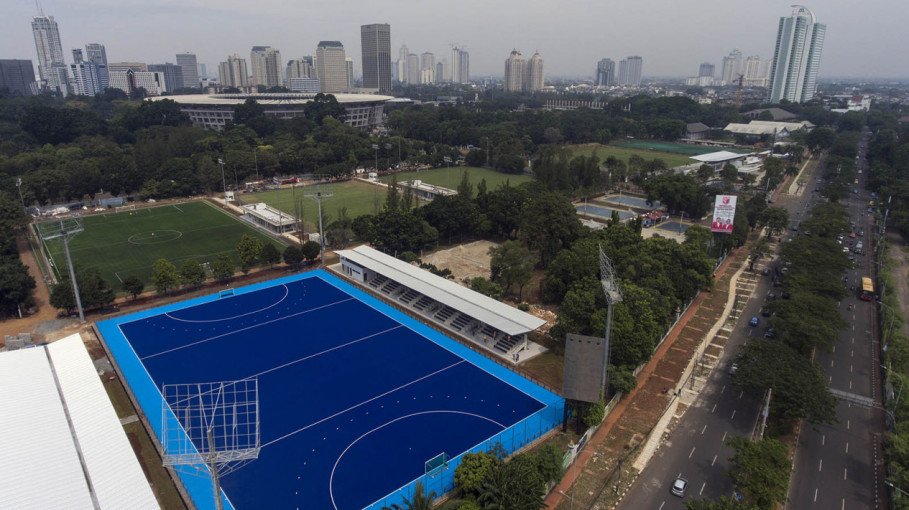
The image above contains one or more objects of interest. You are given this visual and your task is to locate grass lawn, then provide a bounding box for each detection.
[381,166,533,190]
[566,143,696,168]
[239,179,385,231]
[36,201,286,288]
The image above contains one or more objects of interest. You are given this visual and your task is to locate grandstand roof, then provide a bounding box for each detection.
[689,151,748,163]
[149,92,393,106]
[336,245,547,336]
[0,335,159,509]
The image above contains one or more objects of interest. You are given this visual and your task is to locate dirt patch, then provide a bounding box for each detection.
[421,240,497,282]
[887,233,909,338]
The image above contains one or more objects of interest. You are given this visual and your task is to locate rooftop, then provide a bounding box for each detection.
[149,92,393,106]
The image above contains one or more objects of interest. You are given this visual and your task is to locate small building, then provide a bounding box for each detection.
[689,150,749,171]
[741,107,797,121]
[685,122,711,140]
[723,120,813,140]
[397,180,457,201]
[240,202,296,234]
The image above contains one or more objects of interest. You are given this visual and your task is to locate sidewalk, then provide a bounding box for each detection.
[545,250,744,508]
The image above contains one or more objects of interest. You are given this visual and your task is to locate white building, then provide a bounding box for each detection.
[250,46,282,89]
[525,52,544,91]
[767,5,826,103]
[504,50,525,92]
[316,41,348,93]
[219,54,249,89]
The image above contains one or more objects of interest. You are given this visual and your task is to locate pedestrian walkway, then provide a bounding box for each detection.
[545,249,747,509]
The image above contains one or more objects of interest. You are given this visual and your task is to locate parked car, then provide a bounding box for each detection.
[765,328,777,338]
[761,307,772,317]
[749,317,759,327]
[671,478,688,497]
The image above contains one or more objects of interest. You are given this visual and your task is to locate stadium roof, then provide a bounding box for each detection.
[0,335,159,509]
[149,93,393,106]
[336,245,547,336]
[689,151,749,163]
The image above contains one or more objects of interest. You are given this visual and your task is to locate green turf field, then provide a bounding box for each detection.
[36,201,286,288]
[380,166,533,190]
[566,144,696,168]
[615,140,751,156]
[238,179,385,231]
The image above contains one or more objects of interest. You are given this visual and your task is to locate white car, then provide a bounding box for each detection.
[671,477,688,497]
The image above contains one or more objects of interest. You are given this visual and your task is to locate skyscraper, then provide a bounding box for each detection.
[345,57,354,89]
[218,54,249,89]
[31,13,68,92]
[698,62,715,78]
[451,47,469,84]
[617,56,643,86]
[148,63,184,92]
[525,52,544,91]
[743,56,771,87]
[720,49,743,84]
[176,52,200,88]
[504,50,525,92]
[420,52,435,84]
[316,41,347,93]
[84,43,109,91]
[767,5,826,103]
[70,48,106,96]
[286,56,315,80]
[0,60,38,95]
[595,58,615,86]
[250,46,282,89]
[360,23,391,93]
[406,53,420,84]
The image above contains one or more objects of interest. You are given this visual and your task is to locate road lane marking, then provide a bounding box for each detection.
[846,442,849,453]
[847,419,851,430]
[721,385,726,394]
[831,360,835,367]
[844,468,848,480]
[731,410,736,420]
[712,454,717,466]
[850,380,853,390]
[851,365,853,373]
[814,488,818,502]
[659,502,665,510]
[700,482,706,495]
[702,424,707,435]
[739,390,744,399]
[722,431,728,442]
[851,349,854,357]
[829,375,833,384]
[822,435,825,446]
[819,459,823,471]
[689,447,696,459]
[833,346,836,353]
[712,403,717,413]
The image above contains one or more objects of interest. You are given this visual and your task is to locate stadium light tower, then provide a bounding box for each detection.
[217,158,227,199]
[304,175,333,265]
[599,246,622,394]
[42,219,85,323]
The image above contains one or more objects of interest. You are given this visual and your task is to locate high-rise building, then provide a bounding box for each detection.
[218,54,249,89]
[70,48,106,96]
[420,52,435,84]
[397,44,409,84]
[504,50,525,92]
[82,43,109,92]
[345,57,354,89]
[286,56,315,80]
[451,47,469,84]
[698,62,715,78]
[406,53,420,84]
[743,56,771,87]
[31,13,68,92]
[360,23,391,93]
[617,56,643,86]
[0,60,38,95]
[250,46,282,89]
[525,52,544,91]
[720,49,743,85]
[176,52,200,88]
[316,41,347,93]
[767,5,826,103]
[595,58,616,86]
[148,63,184,92]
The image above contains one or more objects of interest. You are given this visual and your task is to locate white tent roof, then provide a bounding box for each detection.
[689,151,749,163]
[0,335,159,509]
[337,245,546,336]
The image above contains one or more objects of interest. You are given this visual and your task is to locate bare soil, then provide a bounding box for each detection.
[886,233,909,338]
[421,239,497,282]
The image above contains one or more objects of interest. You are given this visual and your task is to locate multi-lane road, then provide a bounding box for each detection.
[620,138,884,509]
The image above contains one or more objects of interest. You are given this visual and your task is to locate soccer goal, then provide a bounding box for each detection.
[115,204,137,214]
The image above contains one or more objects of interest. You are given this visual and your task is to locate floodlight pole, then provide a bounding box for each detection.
[60,221,85,323]
[317,192,325,264]
[599,246,622,394]
[217,158,227,200]
[207,429,224,510]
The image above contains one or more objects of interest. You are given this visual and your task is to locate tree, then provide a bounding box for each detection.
[720,163,739,189]
[180,259,206,288]
[283,245,305,268]
[758,206,789,238]
[805,127,836,152]
[732,339,838,425]
[488,240,534,300]
[0,259,35,317]
[74,267,115,310]
[748,238,770,271]
[122,275,145,299]
[686,496,760,510]
[534,443,564,484]
[468,277,504,300]
[477,453,546,510]
[211,253,235,282]
[49,279,77,314]
[382,482,436,510]
[151,259,180,295]
[696,163,715,183]
[725,436,791,509]
[261,243,282,268]
[518,191,580,266]
[301,240,322,262]
[236,234,264,273]
[454,451,501,499]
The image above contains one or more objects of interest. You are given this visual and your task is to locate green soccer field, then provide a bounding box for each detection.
[380,166,534,190]
[566,144,697,168]
[36,201,286,288]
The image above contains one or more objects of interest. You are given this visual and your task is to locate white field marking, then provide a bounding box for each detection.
[265,360,467,449]
[173,204,183,213]
[163,284,290,323]
[142,296,356,359]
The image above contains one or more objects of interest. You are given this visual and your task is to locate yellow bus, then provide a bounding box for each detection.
[860,277,874,301]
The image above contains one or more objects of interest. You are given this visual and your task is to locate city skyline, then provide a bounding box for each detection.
[4,1,908,81]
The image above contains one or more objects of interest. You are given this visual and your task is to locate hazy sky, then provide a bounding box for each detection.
[5,0,908,80]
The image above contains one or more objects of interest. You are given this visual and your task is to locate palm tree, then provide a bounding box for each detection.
[382,482,436,510]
